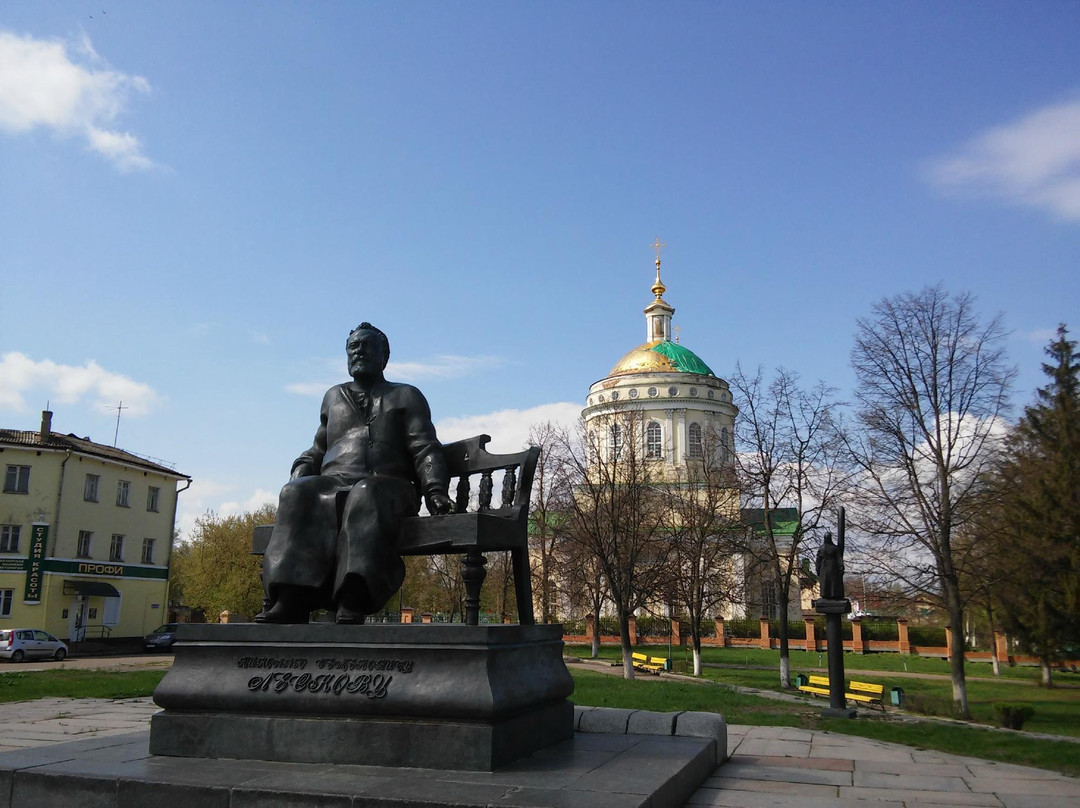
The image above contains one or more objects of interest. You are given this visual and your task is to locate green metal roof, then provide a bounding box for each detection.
[649,341,715,376]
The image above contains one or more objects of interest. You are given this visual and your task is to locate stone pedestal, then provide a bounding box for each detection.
[150,622,574,771]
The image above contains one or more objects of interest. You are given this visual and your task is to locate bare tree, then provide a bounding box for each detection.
[663,425,741,675]
[558,412,672,679]
[557,528,609,658]
[527,421,570,624]
[847,285,1013,716]
[731,365,846,688]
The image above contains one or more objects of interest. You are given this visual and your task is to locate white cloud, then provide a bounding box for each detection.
[0,29,154,171]
[0,352,160,415]
[219,488,278,518]
[387,355,504,381]
[436,402,582,453]
[1023,328,1059,344]
[285,354,506,396]
[926,98,1080,221]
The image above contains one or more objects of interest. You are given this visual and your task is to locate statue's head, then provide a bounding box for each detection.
[346,323,390,379]
[823,531,834,544]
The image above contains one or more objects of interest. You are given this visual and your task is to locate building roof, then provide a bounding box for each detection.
[741,508,800,536]
[608,339,716,378]
[0,428,189,479]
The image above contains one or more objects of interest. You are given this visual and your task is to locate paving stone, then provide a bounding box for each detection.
[854,770,972,791]
[700,775,838,796]
[687,789,903,808]
[732,739,809,758]
[717,761,851,787]
[997,796,1080,808]
[841,785,1004,805]
[964,777,1080,796]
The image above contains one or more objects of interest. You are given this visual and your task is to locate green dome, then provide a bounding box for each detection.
[609,340,715,377]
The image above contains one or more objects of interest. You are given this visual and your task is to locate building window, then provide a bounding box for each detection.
[77,531,93,558]
[3,465,30,494]
[646,422,662,458]
[141,538,154,565]
[0,589,12,617]
[84,474,100,502]
[109,534,124,562]
[721,427,732,464]
[116,480,130,507]
[0,525,19,553]
[688,423,703,459]
[146,486,160,512]
[609,424,623,459]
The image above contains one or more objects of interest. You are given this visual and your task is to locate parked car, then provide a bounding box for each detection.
[144,623,179,651]
[0,628,68,662]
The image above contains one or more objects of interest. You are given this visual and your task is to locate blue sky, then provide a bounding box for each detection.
[2,2,1078,537]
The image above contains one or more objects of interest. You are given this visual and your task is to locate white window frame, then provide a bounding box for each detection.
[646,422,663,458]
[141,538,155,565]
[609,424,623,459]
[84,474,100,502]
[103,596,121,626]
[116,480,130,507]
[3,465,30,494]
[109,534,124,562]
[688,423,703,459]
[0,525,20,553]
[77,530,93,558]
[146,486,160,512]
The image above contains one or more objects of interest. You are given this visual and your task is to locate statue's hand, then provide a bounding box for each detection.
[426,492,454,515]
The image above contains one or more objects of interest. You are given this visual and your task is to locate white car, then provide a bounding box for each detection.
[0,628,68,662]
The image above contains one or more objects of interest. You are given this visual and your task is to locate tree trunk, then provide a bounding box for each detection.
[945,584,970,717]
[619,611,636,680]
[777,611,791,688]
[591,630,600,659]
[1041,657,1053,687]
[987,604,1000,677]
[692,631,702,676]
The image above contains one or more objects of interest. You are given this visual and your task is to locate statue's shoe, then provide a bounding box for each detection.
[254,602,310,624]
[335,606,366,625]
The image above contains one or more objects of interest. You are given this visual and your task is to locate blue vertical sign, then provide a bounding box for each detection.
[24,524,47,603]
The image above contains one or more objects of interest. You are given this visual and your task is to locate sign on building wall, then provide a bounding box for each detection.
[23,523,47,603]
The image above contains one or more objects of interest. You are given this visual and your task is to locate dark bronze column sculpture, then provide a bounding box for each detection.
[813,506,856,718]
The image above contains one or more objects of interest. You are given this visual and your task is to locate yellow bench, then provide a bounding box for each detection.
[799,675,886,711]
[798,674,831,698]
[630,652,665,674]
[845,680,885,711]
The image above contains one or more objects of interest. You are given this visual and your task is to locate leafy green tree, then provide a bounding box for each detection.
[172,506,274,619]
[992,325,1080,684]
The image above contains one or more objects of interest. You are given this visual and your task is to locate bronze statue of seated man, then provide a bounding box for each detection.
[255,323,453,625]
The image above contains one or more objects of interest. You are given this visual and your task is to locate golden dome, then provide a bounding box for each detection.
[608,340,715,377]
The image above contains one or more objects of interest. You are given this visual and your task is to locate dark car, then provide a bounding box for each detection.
[143,623,179,651]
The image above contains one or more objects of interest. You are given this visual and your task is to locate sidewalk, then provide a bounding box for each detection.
[1,697,1077,806]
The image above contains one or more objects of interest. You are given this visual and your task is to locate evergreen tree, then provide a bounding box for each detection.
[994,325,1080,683]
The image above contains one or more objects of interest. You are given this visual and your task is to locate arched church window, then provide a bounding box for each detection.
[688,423,703,459]
[609,423,623,459]
[721,427,732,463]
[646,422,662,458]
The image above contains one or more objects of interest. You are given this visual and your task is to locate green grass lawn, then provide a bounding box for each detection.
[0,669,166,703]
[568,666,1080,777]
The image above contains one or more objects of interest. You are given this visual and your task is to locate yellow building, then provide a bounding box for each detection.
[0,411,190,642]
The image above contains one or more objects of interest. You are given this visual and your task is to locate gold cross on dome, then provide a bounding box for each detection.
[649,236,667,263]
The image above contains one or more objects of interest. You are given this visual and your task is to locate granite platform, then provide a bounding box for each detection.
[0,706,727,808]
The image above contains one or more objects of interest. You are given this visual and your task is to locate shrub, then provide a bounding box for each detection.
[903,692,967,720]
[769,620,807,640]
[635,615,671,637]
[909,626,948,647]
[861,619,899,641]
[994,703,1035,730]
[724,618,761,638]
[561,619,586,635]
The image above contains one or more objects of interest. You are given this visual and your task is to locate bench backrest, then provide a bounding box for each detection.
[443,434,540,519]
[848,681,884,695]
[807,675,831,687]
[632,652,649,662]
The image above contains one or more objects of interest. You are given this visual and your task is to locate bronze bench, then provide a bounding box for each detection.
[252,434,540,626]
